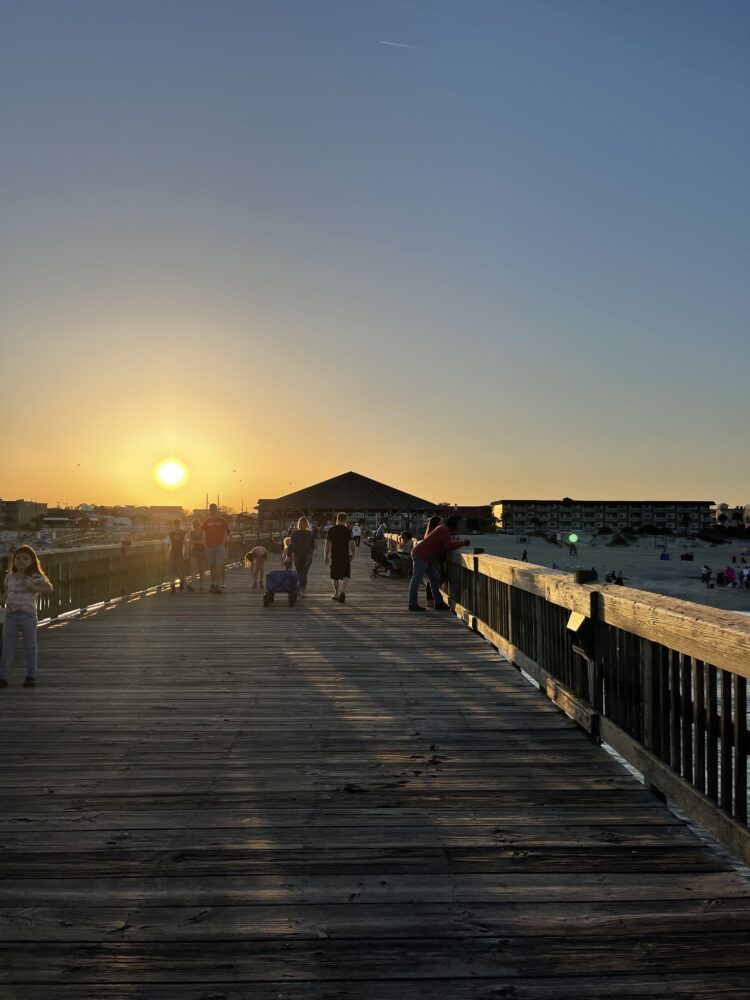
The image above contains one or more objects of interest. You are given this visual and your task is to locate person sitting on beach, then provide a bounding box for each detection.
[244,545,268,589]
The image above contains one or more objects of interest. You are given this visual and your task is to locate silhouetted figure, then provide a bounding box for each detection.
[325,512,355,603]
[290,516,316,593]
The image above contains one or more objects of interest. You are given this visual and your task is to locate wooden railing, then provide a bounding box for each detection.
[391,535,750,865]
[6,536,260,619]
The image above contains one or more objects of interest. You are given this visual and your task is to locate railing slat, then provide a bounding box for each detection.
[720,670,734,813]
[706,664,719,803]
[693,659,706,795]
[734,674,747,824]
[670,651,682,774]
[681,654,693,784]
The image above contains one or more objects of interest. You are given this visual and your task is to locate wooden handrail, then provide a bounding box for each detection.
[386,535,750,864]
[9,535,264,620]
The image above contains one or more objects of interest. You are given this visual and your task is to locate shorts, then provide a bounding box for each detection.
[330,556,351,580]
[205,544,227,568]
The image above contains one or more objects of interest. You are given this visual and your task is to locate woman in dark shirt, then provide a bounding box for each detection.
[290,516,316,594]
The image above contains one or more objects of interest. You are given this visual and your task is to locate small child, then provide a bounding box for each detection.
[281,536,294,571]
[166,518,193,593]
[0,545,53,688]
[244,545,268,589]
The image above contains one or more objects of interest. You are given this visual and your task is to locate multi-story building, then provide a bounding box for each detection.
[0,499,48,529]
[492,498,714,536]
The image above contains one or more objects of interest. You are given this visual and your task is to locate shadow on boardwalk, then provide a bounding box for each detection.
[1,552,750,997]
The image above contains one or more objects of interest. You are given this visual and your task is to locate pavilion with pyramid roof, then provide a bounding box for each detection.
[257,471,436,530]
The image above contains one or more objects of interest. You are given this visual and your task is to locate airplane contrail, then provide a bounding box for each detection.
[378,40,421,50]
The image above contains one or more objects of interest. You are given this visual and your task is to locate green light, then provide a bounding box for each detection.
[568,533,578,543]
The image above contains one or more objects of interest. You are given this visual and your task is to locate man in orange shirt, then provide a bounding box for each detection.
[201,503,231,594]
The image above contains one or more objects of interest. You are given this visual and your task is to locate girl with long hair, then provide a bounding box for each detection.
[1,545,53,688]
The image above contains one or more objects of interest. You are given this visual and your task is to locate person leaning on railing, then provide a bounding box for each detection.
[408,515,469,612]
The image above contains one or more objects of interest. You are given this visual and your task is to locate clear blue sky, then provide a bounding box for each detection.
[1,1,748,507]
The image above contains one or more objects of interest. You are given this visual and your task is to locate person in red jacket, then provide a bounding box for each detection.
[408,515,469,611]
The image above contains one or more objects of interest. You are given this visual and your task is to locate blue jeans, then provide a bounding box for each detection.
[294,554,313,589]
[408,557,445,608]
[1,611,38,679]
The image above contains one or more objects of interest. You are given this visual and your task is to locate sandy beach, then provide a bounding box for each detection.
[469,533,750,615]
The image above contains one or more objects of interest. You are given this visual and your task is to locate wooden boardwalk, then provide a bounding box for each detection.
[2,550,750,998]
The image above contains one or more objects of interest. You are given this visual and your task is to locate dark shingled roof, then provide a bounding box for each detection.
[258,471,436,512]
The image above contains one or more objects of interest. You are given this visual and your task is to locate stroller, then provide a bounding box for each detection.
[370,538,390,577]
[370,538,412,579]
[263,569,301,606]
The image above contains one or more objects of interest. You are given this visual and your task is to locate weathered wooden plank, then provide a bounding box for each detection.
[2,870,747,906]
[0,823,700,853]
[3,933,750,982]
[3,897,750,943]
[0,846,726,878]
[6,975,750,1000]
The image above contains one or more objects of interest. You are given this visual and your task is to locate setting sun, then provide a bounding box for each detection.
[154,458,188,490]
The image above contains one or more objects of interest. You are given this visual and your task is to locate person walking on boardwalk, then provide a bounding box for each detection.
[408,515,469,612]
[0,545,53,688]
[351,522,362,548]
[325,512,355,603]
[202,503,230,594]
[188,517,207,590]
[290,516,316,595]
[166,518,193,593]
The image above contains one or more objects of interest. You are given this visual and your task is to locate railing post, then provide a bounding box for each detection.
[588,590,602,714]
[470,554,479,629]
